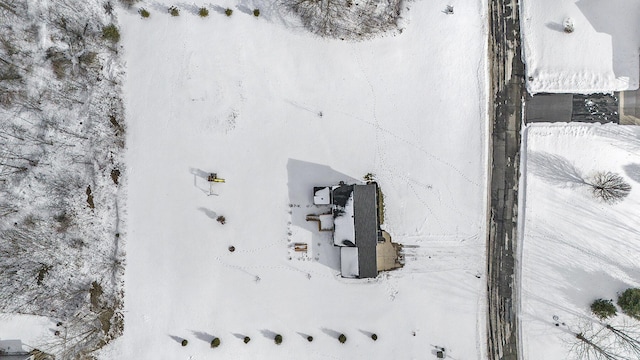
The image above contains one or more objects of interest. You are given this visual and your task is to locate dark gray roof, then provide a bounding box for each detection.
[353,184,378,278]
[331,184,353,208]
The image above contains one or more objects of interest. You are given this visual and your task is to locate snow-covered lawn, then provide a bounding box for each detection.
[0,314,57,353]
[520,123,640,359]
[101,1,489,359]
[520,0,640,94]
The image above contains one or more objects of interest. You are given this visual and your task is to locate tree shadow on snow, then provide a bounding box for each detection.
[358,329,374,337]
[168,335,184,343]
[197,207,217,219]
[321,328,341,339]
[545,22,566,33]
[147,1,173,14]
[623,163,640,183]
[192,330,215,342]
[287,159,359,273]
[527,152,586,187]
[209,5,229,15]
[175,2,200,15]
[260,329,277,339]
[236,4,253,16]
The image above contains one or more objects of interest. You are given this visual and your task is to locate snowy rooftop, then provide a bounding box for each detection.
[521,0,640,94]
[340,247,359,278]
[329,183,379,278]
[313,187,331,205]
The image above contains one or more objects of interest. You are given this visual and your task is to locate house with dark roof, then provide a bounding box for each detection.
[313,183,380,278]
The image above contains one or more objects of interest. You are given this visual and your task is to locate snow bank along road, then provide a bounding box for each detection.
[487,0,524,358]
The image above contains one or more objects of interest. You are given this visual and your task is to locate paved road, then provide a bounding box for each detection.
[486,0,524,358]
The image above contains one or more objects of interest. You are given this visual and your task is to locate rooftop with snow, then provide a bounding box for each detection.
[521,0,640,94]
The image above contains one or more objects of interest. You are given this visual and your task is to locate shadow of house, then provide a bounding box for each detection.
[576,0,640,86]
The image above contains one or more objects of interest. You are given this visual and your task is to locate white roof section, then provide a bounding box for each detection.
[333,191,355,246]
[340,247,359,278]
[313,187,331,205]
[319,214,334,231]
[520,0,640,94]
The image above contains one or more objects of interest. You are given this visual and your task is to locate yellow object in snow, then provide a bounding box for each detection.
[207,173,225,183]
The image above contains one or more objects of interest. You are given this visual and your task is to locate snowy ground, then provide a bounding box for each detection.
[520,123,640,359]
[520,0,640,94]
[0,314,57,353]
[98,1,490,359]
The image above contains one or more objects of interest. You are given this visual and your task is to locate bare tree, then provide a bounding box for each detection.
[282,0,402,39]
[573,332,625,360]
[586,171,631,204]
[605,324,640,358]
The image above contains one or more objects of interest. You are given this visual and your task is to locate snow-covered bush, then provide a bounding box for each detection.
[618,288,640,320]
[371,333,378,341]
[225,8,233,16]
[199,7,209,17]
[181,339,188,346]
[590,299,617,320]
[563,18,574,33]
[253,9,260,17]
[339,334,347,343]
[169,6,180,17]
[274,334,283,344]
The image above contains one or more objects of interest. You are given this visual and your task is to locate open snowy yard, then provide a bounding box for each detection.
[520,123,640,359]
[102,1,489,359]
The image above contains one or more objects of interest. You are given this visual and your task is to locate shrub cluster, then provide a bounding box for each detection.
[618,288,640,319]
[102,24,120,43]
[590,299,617,320]
[211,337,221,348]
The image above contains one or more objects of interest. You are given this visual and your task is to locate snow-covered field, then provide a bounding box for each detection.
[520,123,640,359]
[100,0,490,359]
[520,0,640,94]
